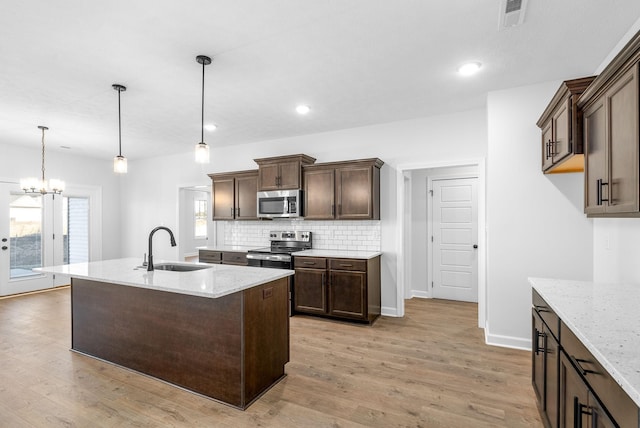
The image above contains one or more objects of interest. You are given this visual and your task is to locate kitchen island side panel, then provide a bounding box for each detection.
[71,278,244,406]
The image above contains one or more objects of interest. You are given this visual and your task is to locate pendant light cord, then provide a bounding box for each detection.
[118,87,122,157]
[41,127,46,183]
[201,58,205,143]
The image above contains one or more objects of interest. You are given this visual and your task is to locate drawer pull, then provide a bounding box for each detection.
[570,355,598,376]
[303,261,316,265]
[534,328,546,355]
[340,264,353,267]
[533,305,549,313]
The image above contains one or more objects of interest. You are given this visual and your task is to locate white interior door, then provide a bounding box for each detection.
[431,177,478,302]
[0,182,53,295]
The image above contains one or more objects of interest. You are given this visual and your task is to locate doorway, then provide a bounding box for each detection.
[178,187,213,261]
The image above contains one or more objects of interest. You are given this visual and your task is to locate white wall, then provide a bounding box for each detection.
[120,108,488,316]
[486,82,593,349]
[0,142,121,260]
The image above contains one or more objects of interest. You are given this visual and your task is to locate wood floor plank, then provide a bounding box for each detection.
[0,288,541,427]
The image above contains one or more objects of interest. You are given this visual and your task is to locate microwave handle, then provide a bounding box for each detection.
[284,198,289,214]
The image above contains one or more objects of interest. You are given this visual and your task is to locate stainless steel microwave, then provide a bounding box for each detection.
[257,189,303,218]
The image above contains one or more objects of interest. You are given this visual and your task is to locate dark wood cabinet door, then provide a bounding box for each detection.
[212,177,235,220]
[235,173,258,220]
[329,270,366,320]
[589,392,617,428]
[541,121,554,172]
[584,98,607,215]
[304,168,335,219]
[552,99,571,164]
[293,268,327,314]
[606,65,639,214]
[546,330,559,428]
[559,353,590,428]
[278,161,301,189]
[258,164,280,191]
[336,166,373,219]
[532,311,545,407]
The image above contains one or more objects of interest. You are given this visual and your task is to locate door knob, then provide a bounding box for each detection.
[1,238,7,242]
[1,246,7,251]
[473,244,478,249]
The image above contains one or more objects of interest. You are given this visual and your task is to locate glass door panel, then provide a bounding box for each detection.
[9,194,43,278]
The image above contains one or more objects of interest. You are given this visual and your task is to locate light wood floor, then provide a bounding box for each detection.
[0,287,541,427]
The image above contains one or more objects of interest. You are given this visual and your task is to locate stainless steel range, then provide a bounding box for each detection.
[246,231,312,269]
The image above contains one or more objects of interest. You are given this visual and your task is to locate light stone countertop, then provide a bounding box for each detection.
[294,249,381,259]
[529,277,640,408]
[196,245,260,252]
[37,258,293,299]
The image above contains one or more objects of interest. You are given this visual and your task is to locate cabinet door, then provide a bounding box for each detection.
[584,98,607,215]
[532,311,546,407]
[278,161,301,189]
[235,174,258,220]
[552,99,571,165]
[541,120,554,171]
[304,169,335,219]
[329,270,366,320]
[212,178,235,220]
[589,392,617,428]
[559,353,590,428]
[336,166,373,219]
[258,164,280,191]
[294,268,327,314]
[546,330,559,428]
[606,65,639,214]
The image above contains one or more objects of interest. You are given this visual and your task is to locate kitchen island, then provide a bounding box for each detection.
[38,258,293,409]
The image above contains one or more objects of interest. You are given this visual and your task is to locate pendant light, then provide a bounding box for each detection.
[112,83,128,173]
[20,126,65,194]
[195,55,212,164]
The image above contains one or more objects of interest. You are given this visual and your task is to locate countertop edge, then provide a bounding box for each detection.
[528,277,640,409]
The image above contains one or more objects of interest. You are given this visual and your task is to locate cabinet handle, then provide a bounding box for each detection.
[303,261,316,265]
[331,204,335,217]
[546,140,552,159]
[573,397,592,428]
[534,329,546,355]
[236,207,240,217]
[533,305,549,313]
[230,207,234,216]
[340,264,353,267]
[570,355,598,376]
[596,179,609,206]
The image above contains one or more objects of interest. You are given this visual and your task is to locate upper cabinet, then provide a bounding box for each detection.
[578,31,640,217]
[536,77,595,174]
[208,170,259,220]
[254,154,316,191]
[303,158,383,220]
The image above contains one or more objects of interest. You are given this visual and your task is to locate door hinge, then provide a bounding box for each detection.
[431,281,434,288]
[431,236,434,242]
[429,189,434,196]
[52,233,55,240]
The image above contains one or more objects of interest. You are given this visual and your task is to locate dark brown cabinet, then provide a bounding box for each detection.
[537,77,595,174]
[303,158,383,220]
[294,255,381,324]
[209,170,258,220]
[532,289,639,428]
[199,249,248,266]
[254,154,316,191]
[578,31,640,217]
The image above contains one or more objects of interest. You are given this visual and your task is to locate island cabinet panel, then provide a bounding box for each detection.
[71,277,289,410]
[209,170,258,220]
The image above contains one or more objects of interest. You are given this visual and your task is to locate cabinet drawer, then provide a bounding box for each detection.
[199,250,222,263]
[329,258,366,272]
[561,322,638,428]
[294,257,327,269]
[532,289,560,340]
[222,251,248,265]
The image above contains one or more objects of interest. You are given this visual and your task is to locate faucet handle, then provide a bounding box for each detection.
[142,253,148,266]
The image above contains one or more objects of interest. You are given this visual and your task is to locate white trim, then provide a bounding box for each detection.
[410,290,430,299]
[381,305,401,317]
[396,158,487,330]
[484,321,531,351]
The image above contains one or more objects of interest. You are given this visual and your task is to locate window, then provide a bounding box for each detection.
[9,194,43,278]
[194,199,207,238]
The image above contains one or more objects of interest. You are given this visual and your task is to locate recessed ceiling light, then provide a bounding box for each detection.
[203,123,217,131]
[296,105,311,115]
[457,62,482,76]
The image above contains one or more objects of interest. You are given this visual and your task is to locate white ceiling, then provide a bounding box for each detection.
[2,1,640,161]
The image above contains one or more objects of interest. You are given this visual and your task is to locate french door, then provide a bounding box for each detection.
[0,182,93,296]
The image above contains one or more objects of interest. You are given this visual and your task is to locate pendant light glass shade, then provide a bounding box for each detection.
[20,126,65,194]
[113,155,128,173]
[112,84,128,173]
[195,55,212,164]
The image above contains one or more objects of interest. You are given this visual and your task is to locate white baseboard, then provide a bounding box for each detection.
[484,322,531,351]
[381,306,400,317]
[410,290,430,299]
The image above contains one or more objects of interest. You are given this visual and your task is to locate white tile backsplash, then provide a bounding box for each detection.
[221,220,381,251]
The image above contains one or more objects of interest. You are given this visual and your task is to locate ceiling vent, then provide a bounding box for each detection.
[499,0,528,29]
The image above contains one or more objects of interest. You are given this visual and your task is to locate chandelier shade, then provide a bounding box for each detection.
[20,126,65,195]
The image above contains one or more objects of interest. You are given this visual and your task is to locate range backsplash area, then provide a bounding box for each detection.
[221,220,381,251]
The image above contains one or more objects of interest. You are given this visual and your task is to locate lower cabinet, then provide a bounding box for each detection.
[294,255,380,324]
[532,289,639,427]
[199,249,248,266]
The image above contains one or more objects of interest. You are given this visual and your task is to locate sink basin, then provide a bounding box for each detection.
[153,263,212,272]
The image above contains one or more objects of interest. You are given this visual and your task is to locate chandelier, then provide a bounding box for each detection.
[20,126,65,195]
